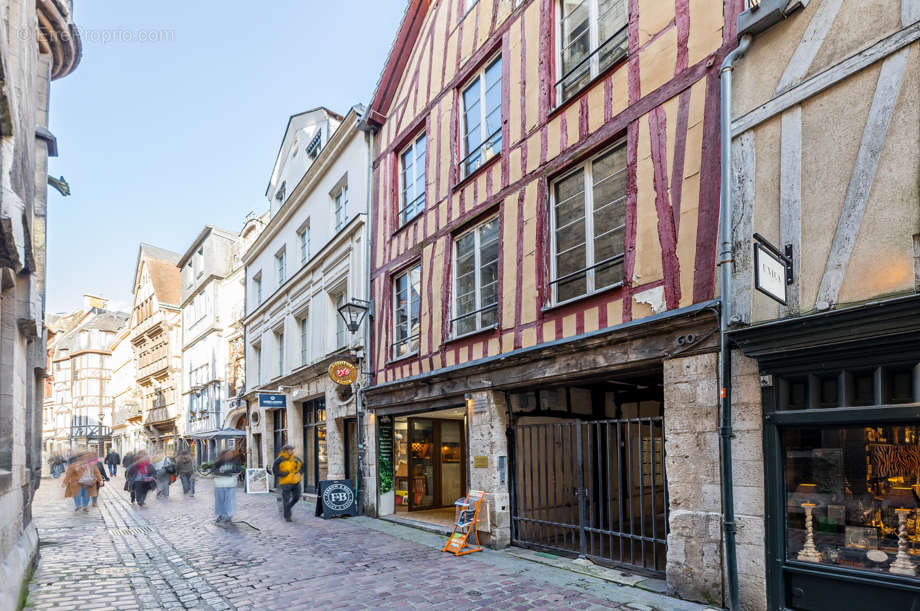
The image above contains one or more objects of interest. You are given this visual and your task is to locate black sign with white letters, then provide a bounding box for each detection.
[315,479,357,518]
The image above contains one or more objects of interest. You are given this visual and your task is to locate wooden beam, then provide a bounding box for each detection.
[775,0,844,94]
[904,0,920,27]
[779,106,802,314]
[730,131,755,325]
[732,22,920,135]
[815,48,909,309]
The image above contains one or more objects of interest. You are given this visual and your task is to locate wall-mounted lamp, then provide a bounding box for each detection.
[337,298,372,335]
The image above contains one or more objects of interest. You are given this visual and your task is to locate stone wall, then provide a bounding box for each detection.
[663,352,724,607]
[730,349,767,611]
[466,390,511,548]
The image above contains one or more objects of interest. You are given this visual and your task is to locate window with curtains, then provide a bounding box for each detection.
[452,217,500,337]
[550,140,627,304]
[460,56,502,179]
[392,265,421,359]
[557,0,628,102]
[298,222,310,265]
[399,133,427,226]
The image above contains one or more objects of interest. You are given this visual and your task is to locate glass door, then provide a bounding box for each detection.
[408,418,436,510]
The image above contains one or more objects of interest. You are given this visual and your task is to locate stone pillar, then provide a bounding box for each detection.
[466,390,511,548]
[663,352,724,606]
[731,350,767,611]
[362,409,378,516]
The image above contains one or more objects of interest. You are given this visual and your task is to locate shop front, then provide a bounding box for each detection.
[733,295,920,610]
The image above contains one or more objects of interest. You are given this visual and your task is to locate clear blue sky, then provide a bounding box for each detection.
[47,1,406,314]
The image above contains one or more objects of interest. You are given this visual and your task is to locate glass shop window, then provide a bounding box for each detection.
[783,424,920,578]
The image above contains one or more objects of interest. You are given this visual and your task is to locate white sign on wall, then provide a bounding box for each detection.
[754,242,788,305]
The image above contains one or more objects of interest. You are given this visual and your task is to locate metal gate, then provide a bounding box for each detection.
[510,418,668,573]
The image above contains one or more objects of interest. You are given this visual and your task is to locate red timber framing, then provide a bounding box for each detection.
[366,0,744,386]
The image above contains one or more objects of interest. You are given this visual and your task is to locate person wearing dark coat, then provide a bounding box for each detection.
[89,456,110,507]
[104,450,121,476]
[126,452,156,507]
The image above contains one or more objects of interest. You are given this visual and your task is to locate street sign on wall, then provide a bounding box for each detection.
[753,233,793,306]
[328,360,358,385]
[258,394,286,408]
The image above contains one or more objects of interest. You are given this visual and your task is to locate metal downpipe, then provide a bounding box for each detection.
[719,33,751,611]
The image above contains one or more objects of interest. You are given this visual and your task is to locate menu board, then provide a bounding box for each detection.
[378,416,394,493]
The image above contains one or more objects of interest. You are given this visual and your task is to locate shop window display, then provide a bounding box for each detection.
[784,424,920,577]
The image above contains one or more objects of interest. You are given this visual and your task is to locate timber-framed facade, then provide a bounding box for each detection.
[363,0,745,604]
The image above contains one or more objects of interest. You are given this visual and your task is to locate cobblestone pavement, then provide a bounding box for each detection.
[25,475,717,610]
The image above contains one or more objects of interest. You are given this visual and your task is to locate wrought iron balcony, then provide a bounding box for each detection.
[70,424,111,439]
[146,406,176,425]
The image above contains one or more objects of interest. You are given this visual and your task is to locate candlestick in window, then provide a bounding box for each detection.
[798,502,822,563]
[883,486,918,576]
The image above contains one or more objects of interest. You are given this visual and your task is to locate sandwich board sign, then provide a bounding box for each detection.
[753,233,793,305]
[315,479,357,518]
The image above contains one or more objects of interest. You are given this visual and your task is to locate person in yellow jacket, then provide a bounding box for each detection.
[270,444,304,522]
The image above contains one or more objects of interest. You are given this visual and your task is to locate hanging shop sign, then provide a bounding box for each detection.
[328,360,358,386]
[753,233,794,305]
[315,479,357,518]
[258,394,286,408]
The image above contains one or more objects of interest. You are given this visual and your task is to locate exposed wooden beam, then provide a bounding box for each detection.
[775,0,844,94]
[815,48,909,309]
[732,22,920,134]
[904,0,920,27]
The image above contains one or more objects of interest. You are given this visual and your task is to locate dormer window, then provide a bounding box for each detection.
[306,132,322,159]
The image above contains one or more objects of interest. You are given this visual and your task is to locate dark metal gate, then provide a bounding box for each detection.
[510,418,668,573]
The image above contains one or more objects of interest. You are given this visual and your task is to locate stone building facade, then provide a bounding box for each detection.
[242,106,369,495]
[362,0,744,606]
[177,225,247,462]
[724,1,920,609]
[0,0,80,607]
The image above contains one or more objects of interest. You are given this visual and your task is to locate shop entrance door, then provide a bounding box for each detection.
[407,418,465,511]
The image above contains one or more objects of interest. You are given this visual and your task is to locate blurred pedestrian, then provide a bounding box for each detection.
[176,449,196,497]
[211,448,242,523]
[270,444,304,522]
[153,453,175,498]
[104,449,121,477]
[62,451,102,512]
[127,451,155,507]
[87,454,110,507]
[65,448,74,464]
[50,454,65,478]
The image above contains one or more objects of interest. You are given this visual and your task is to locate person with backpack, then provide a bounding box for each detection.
[152,453,176,498]
[211,448,243,524]
[104,449,121,477]
[127,451,155,507]
[62,451,103,512]
[175,449,196,497]
[270,444,304,522]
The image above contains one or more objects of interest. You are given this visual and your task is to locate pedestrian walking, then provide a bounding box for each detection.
[175,449,196,497]
[104,449,121,477]
[270,444,304,522]
[50,454,65,478]
[127,451,155,507]
[88,454,110,507]
[62,451,102,512]
[152,453,175,498]
[211,448,242,523]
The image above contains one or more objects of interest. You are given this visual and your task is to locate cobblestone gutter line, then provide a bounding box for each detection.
[98,486,233,611]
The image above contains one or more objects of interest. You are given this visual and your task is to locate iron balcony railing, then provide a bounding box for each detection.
[70,424,112,439]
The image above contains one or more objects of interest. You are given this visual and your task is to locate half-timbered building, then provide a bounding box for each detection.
[363,0,744,604]
[727,1,920,609]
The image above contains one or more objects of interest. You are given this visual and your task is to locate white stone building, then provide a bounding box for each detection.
[177,226,248,462]
[110,325,143,455]
[242,105,369,494]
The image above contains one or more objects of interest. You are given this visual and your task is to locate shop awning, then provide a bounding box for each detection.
[185,429,246,440]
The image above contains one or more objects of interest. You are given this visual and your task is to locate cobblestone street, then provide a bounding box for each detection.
[24,475,716,610]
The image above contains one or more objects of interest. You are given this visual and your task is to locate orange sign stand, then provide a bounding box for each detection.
[442,490,485,556]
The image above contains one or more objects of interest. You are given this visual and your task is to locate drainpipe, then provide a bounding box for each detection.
[719,33,751,611]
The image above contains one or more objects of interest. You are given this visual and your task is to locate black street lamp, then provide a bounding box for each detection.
[337,298,372,335]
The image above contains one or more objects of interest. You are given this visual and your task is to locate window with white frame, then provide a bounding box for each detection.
[399,133,426,225]
[334,291,347,349]
[275,248,287,285]
[253,272,262,305]
[252,342,262,386]
[334,186,348,230]
[550,141,627,304]
[298,314,309,366]
[460,56,502,179]
[274,328,284,378]
[392,265,421,359]
[557,0,628,102]
[452,217,500,336]
[298,221,311,265]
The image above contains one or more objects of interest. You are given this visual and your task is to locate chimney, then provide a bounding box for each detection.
[83,294,108,311]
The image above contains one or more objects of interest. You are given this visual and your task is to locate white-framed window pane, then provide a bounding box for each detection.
[299,317,308,366]
[393,265,421,358]
[558,0,628,102]
[453,217,500,336]
[462,79,483,176]
[336,293,346,348]
[597,0,628,71]
[400,134,427,225]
